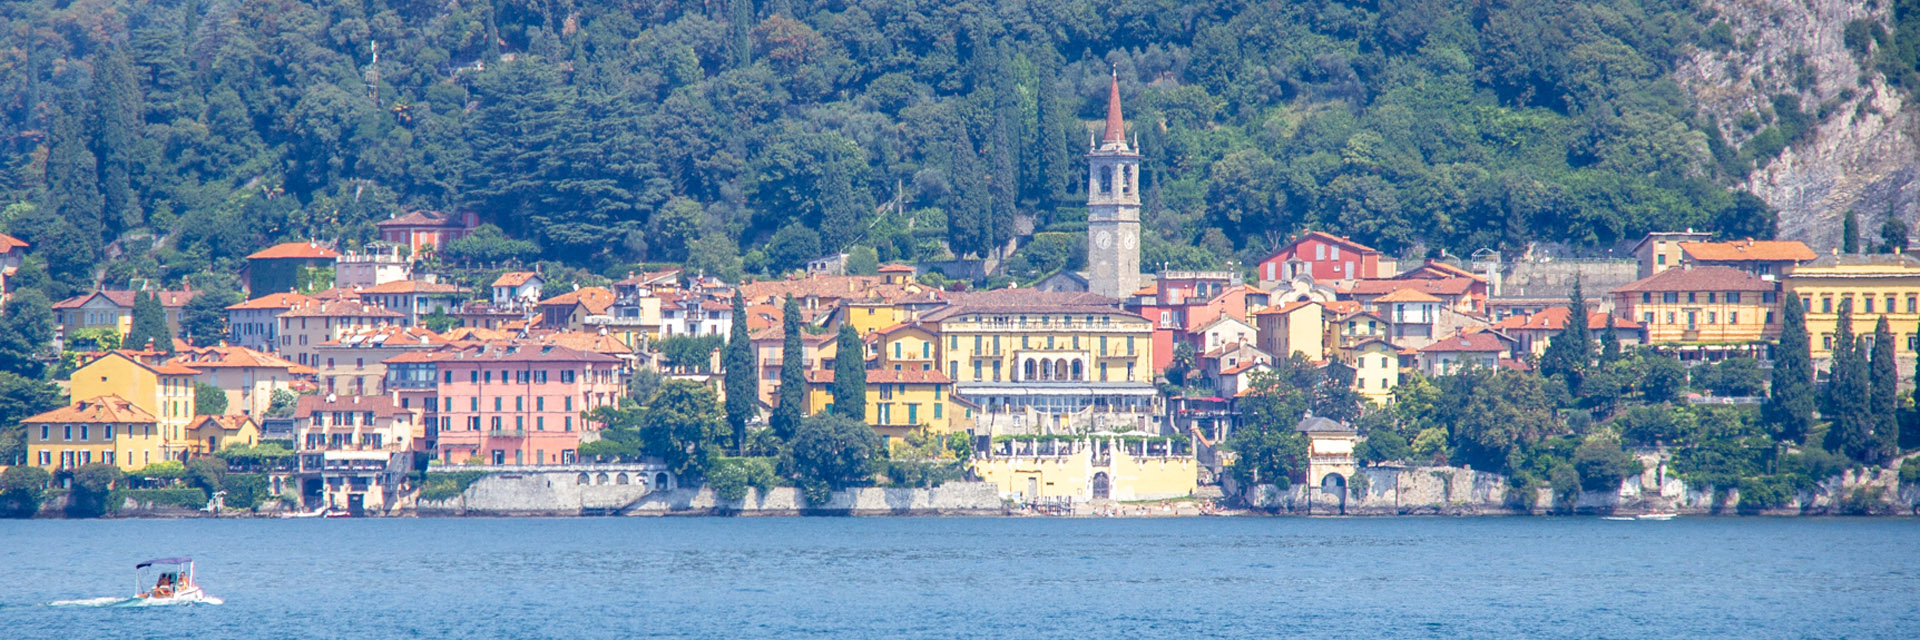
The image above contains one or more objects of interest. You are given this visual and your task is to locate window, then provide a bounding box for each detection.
[1657,254,1667,265]
[1687,292,1697,303]
[1315,244,1326,260]
[536,397,545,411]
[1642,312,1654,325]
[1663,293,1679,304]
[515,397,524,411]
[470,397,479,411]
[79,425,88,440]
[1823,334,1833,350]
[484,371,493,384]
[494,398,502,411]
[1823,298,1833,313]
[933,403,943,419]
[564,416,574,431]
[471,371,479,384]
[1730,312,1739,324]
[1642,293,1651,303]
[1707,312,1716,324]
[565,397,573,412]
[1666,312,1676,325]
[1766,311,1775,324]
[1728,292,1742,304]
[1126,362,1136,381]
[39,425,47,440]
[1866,297,1876,314]
[1357,378,1366,389]
[491,416,502,430]
[63,425,71,441]
[992,361,1002,382]
[1763,292,1777,304]
[1707,292,1716,303]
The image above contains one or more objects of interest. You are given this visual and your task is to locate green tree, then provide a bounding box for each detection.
[1224,366,1315,488]
[723,291,756,455]
[845,246,879,276]
[0,372,63,465]
[0,289,54,378]
[0,465,52,517]
[194,382,228,416]
[126,291,172,353]
[1868,316,1900,461]
[831,323,865,420]
[65,462,125,518]
[266,388,299,418]
[1574,435,1642,492]
[787,413,882,505]
[658,335,723,372]
[1843,209,1861,253]
[178,286,239,347]
[1539,280,1592,390]
[1598,314,1622,363]
[771,294,805,440]
[1880,216,1910,253]
[91,46,144,233]
[1639,353,1688,404]
[643,380,728,480]
[1765,294,1816,443]
[1823,299,1876,462]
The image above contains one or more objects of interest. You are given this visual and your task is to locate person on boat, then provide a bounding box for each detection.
[152,572,175,598]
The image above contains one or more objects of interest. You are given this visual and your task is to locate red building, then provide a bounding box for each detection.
[376,210,479,256]
[384,343,624,466]
[1255,232,1384,285]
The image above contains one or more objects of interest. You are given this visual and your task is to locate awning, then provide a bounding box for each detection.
[135,557,191,568]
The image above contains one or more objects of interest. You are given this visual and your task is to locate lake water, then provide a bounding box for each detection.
[0,516,1914,639]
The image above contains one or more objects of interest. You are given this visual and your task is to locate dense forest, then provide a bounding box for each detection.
[7,0,1920,296]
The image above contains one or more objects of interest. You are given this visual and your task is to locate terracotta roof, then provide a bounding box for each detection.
[53,289,197,310]
[376,210,466,228]
[1372,288,1444,303]
[878,264,916,273]
[247,242,340,260]
[1269,231,1382,261]
[1255,300,1321,316]
[186,414,257,433]
[360,280,469,295]
[919,288,1130,322]
[1103,73,1126,143]
[1612,265,1775,293]
[171,345,315,374]
[279,299,405,319]
[380,342,621,365]
[539,331,635,356]
[1490,308,1643,331]
[615,269,681,287]
[293,394,412,419]
[442,326,514,342]
[308,287,364,301]
[319,325,448,348]
[805,368,952,384]
[1396,259,1481,281]
[1419,331,1512,353]
[537,287,615,315]
[0,232,27,252]
[492,271,541,288]
[1678,240,1816,263]
[24,395,156,424]
[1346,277,1474,297]
[1322,300,1363,315]
[1220,361,1266,375]
[227,291,314,311]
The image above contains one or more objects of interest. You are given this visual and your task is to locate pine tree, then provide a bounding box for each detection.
[1843,209,1861,254]
[831,323,865,420]
[729,0,754,70]
[723,290,756,455]
[1764,293,1816,443]
[1540,280,1591,391]
[1822,299,1873,461]
[126,291,172,353]
[92,46,144,233]
[1598,314,1622,363]
[1868,316,1898,463]
[987,44,1019,258]
[771,294,805,440]
[1032,59,1076,208]
[0,289,54,378]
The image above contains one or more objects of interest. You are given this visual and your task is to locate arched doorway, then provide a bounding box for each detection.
[1320,473,1348,515]
[1092,472,1111,500]
[654,472,670,491]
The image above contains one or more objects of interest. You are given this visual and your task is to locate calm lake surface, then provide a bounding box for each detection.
[0,516,1914,639]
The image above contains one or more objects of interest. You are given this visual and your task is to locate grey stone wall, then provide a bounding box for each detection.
[623,482,1006,516]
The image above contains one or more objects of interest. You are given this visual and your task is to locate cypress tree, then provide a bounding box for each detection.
[1822,299,1873,461]
[1868,316,1898,462]
[1764,293,1815,443]
[1540,280,1591,391]
[127,291,172,353]
[729,0,753,70]
[831,323,865,420]
[771,294,804,440]
[1598,314,1622,364]
[1843,210,1861,254]
[987,43,1019,258]
[92,46,144,233]
[1033,57,1076,207]
[722,290,756,455]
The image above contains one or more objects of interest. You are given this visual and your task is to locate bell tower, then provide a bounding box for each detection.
[1087,72,1142,299]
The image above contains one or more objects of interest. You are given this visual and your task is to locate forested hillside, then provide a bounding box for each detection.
[5,0,1890,295]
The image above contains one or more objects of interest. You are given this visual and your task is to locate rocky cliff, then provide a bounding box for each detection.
[1677,0,1920,250]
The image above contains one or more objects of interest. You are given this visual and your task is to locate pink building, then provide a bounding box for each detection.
[385,343,624,466]
[1255,231,1384,286]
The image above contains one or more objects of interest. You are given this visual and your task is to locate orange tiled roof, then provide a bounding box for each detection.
[280,299,405,319]
[805,368,952,384]
[1346,277,1475,297]
[360,280,469,295]
[227,291,314,311]
[0,232,26,252]
[537,287,615,315]
[1612,265,1774,293]
[247,242,340,260]
[171,345,315,374]
[1490,307,1643,331]
[24,395,156,424]
[1419,331,1511,353]
[1678,240,1816,263]
[492,271,541,288]
[1372,288,1444,303]
[186,414,257,433]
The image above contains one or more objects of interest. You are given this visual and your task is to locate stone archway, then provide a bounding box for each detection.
[654,472,670,491]
[1092,472,1111,500]
[1320,473,1348,515]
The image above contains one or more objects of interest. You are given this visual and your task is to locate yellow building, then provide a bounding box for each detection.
[972,435,1197,503]
[842,300,912,338]
[183,415,263,457]
[870,322,940,372]
[169,345,316,417]
[24,395,163,471]
[69,351,203,461]
[1611,265,1779,346]
[803,368,965,441]
[920,290,1158,423]
[1255,300,1325,362]
[1345,338,1400,404]
[1784,253,1920,359]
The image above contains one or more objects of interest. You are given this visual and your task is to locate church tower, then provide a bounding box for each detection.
[1087,72,1142,299]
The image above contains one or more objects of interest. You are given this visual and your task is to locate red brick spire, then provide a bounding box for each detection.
[1102,71,1125,144]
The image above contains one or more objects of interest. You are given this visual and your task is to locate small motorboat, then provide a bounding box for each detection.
[134,557,221,605]
[1634,512,1677,521]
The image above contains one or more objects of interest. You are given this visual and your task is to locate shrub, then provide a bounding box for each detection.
[1736,475,1794,512]
[114,488,210,510]
[1,466,52,518]
[707,457,778,501]
[66,463,125,517]
[419,471,490,502]
[1836,486,1890,515]
[1574,437,1643,492]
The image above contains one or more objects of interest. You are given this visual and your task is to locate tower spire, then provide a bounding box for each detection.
[1102,69,1125,145]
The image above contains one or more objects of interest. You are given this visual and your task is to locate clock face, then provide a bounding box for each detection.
[1096,230,1113,249]
[1122,230,1137,250]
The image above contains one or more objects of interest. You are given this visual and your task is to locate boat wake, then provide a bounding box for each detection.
[47,595,224,607]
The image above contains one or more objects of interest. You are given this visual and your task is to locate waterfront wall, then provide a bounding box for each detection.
[417,470,1006,516]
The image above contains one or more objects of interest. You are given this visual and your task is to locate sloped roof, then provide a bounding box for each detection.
[442,326,514,342]
[0,232,27,252]
[918,288,1129,322]
[1295,415,1354,434]
[539,331,635,356]
[227,291,314,311]
[805,368,953,384]
[1612,265,1774,293]
[1419,331,1512,353]
[53,289,197,310]
[361,280,469,295]
[1490,307,1644,331]
[492,271,542,288]
[25,395,156,424]
[319,325,448,348]
[293,394,411,419]
[279,299,405,319]
[171,345,315,374]
[1262,231,1382,263]
[376,210,466,227]
[247,242,340,260]
[1346,277,1475,297]
[1678,240,1816,263]
[878,264,916,273]
[1372,288,1444,303]
[537,287,615,315]
[186,414,258,433]
[381,342,621,365]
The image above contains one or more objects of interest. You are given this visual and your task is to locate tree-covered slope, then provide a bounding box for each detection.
[0,0,1794,293]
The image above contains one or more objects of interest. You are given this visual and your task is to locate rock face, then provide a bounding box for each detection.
[1676,0,1920,250]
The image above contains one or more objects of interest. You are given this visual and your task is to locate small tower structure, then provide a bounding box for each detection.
[1086,72,1143,299]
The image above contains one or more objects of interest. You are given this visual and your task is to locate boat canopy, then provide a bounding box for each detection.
[135,557,192,569]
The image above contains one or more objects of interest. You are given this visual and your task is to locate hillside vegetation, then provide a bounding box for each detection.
[0,0,1806,294]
